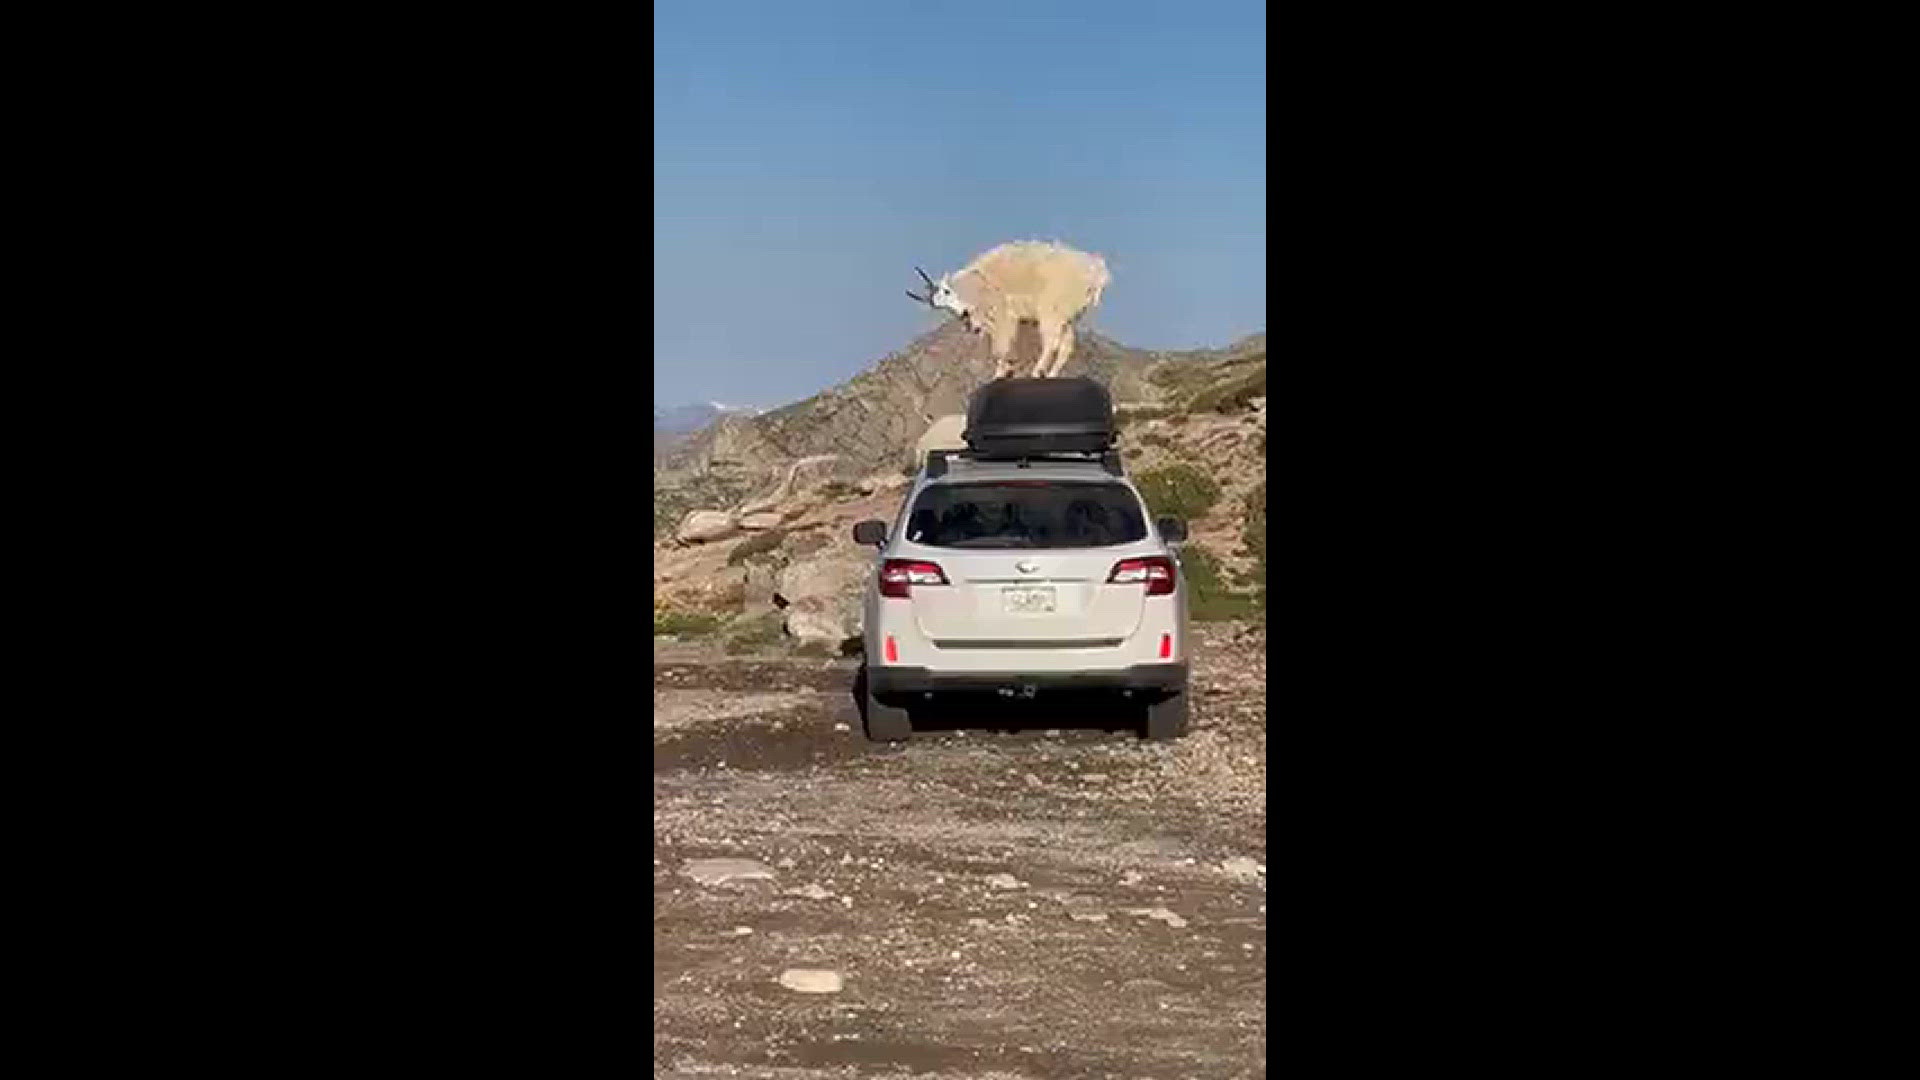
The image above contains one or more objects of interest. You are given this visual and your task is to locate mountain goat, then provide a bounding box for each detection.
[905,240,1110,380]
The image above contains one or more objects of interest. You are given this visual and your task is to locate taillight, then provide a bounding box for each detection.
[1108,556,1176,596]
[879,559,948,598]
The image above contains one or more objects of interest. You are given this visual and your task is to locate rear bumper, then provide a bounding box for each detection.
[869,662,1187,697]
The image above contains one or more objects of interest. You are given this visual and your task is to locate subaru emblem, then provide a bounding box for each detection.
[1015,560,1038,574]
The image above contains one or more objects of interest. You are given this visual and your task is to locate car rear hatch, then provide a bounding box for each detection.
[892,478,1156,647]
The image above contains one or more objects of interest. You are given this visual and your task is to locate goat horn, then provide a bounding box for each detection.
[916,267,934,288]
[906,290,929,303]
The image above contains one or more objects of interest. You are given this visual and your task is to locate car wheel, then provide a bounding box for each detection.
[864,686,913,742]
[1143,688,1189,741]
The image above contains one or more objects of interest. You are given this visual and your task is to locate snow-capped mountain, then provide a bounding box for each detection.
[654,401,762,455]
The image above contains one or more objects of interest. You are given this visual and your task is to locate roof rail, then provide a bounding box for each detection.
[924,447,1124,478]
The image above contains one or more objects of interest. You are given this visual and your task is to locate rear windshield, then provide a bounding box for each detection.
[903,481,1147,549]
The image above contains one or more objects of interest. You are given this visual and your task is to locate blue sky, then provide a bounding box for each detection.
[655,0,1265,408]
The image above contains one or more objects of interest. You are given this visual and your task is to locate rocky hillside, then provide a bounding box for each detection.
[654,326,1267,652]
[654,322,1259,539]
[654,402,759,458]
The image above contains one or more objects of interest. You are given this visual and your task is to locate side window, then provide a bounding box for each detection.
[892,485,922,545]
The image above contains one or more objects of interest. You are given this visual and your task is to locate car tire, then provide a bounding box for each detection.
[863,687,913,742]
[1143,688,1189,741]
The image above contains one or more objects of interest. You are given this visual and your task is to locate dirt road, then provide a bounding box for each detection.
[654,623,1268,1080]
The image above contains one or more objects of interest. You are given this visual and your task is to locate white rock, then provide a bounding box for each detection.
[786,602,855,648]
[682,857,776,887]
[676,510,737,544]
[786,883,833,900]
[730,926,754,936]
[778,969,843,994]
[776,857,797,869]
[1220,856,1263,879]
[1125,906,1189,929]
[777,549,870,645]
[984,873,1026,890]
[1068,909,1109,922]
[913,414,968,468]
[834,722,850,733]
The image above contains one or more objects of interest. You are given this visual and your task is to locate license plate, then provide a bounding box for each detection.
[1002,586,1056,613]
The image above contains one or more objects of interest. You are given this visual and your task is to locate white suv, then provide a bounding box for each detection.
[851,452,1191,742]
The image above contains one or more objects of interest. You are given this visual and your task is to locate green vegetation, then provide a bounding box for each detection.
[1179,542,1261,622]
[1148,360,1216,396]
[726,528,788,566]
[654,609,721,637]
[725,614,785,654]
[1134,463,1221,522]
[1136,430,1171,449]
[1147,354,1267,417]
[1187,362,1266,413]
[1241,481,1267,612]
[1117,404,1176,427]
[817,481,855,500]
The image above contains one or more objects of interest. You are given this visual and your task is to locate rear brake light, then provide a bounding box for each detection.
[1108,556,1176,596]
[879,559,948,598]
[884,635,898,663]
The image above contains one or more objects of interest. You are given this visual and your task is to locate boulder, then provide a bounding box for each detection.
[785,602,851,647]
[776,548,869,646]
[738,511,785,531]
[914,413,968,470]
[676,510,737,544]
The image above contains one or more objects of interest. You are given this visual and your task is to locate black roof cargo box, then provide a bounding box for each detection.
[963,377,1115,458]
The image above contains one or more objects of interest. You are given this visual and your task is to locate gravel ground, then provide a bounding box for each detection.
[654,623,1267,1079]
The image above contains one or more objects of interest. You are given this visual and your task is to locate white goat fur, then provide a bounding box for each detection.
[931,241,1110,379]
